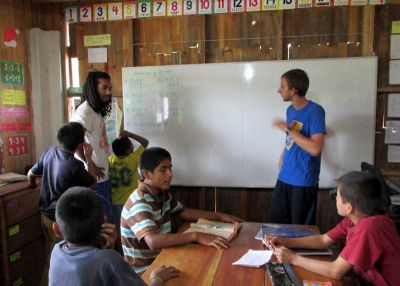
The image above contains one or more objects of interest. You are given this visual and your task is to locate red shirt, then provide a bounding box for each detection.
[327,215,400,286]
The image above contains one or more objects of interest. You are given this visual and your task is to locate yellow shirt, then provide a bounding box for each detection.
[109,146,145,205]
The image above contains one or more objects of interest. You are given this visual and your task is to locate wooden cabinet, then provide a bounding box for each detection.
[0,182,45,286]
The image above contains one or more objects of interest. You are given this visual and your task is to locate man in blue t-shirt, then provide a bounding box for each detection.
[268,69,326,225]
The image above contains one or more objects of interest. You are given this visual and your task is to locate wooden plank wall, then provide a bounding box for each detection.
[0,1,61,174]
[63,3,398,231]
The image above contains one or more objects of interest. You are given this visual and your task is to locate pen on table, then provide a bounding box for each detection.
[262,237,275,250]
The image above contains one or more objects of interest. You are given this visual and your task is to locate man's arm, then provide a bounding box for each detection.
[274,247,352,280]
[27,169,40,187]
[287,131,325,157]
[272,119,325,157]
[119,130,149,148]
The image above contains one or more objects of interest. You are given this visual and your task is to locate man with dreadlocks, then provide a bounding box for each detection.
[71,71,113,220]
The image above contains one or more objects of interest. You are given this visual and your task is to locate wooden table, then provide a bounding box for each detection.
[142,222,354,286]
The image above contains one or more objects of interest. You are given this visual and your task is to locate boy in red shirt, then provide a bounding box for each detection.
[267,171,400,286]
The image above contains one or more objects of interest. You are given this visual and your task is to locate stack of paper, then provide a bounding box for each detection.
[232,250,273,267]
[0,173,27,184]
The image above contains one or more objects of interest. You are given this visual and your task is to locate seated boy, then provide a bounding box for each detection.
[50,186,180,286]
[121,147,243,273]
[27,122,97,284]
[109,130,149,230]
[267,171,400,285]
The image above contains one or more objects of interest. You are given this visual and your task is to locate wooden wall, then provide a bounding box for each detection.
[62,3,398,232]
[0,1,61,174]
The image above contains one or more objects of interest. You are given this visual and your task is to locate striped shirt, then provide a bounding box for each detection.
[121,181,184,273]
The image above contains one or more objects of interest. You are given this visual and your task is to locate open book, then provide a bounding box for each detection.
[183,218,241,241]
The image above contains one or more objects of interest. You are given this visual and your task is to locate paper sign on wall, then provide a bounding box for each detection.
[138,0,152,17]
[88,48,108,63]
[168,0,183,16]
[108,2,123,20]
[79,4,93,22]
[0,122,32,132]
[246,0,261,11]
[198,0,213,14]
[153,0,167,16]
[84,34,111,47]
[64,6,79,23]
[1,89,26,106]
[0,61,24,86]
[262,0,278,10]
[279,0,296,10]
[183,0,198,14]
[0,107,29,119]
[214,0,228,13]
[93,4,108,21]
[393,21,400,35]
[7,135,28,157]
[124,2,137,19]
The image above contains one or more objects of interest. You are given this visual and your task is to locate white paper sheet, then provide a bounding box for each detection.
[391,35,400,59]
[389,60,400,84]
[385,121,400,144]
[88,47,107,63]
[388,94,400,117]
[388,145,400,163]
[232,250,273,267]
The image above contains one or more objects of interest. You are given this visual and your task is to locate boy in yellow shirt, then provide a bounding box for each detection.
[109,131,149,229]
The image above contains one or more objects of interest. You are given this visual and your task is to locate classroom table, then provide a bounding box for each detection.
[142,222,359,286]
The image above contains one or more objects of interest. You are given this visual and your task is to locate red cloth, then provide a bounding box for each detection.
[327,215,400,286]
[4,27,16,42]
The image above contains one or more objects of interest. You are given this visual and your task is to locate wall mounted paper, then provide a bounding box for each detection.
[390,35,400,59]
[388,94,400,118]
[88,47,107,63]
[84,34,111,47]
[389,60,400,84]
[385,121,400,144]
[388,145,400,163]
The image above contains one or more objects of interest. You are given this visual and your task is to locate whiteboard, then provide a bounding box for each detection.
[122,57,377,188]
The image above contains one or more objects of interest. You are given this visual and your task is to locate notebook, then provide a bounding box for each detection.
[183,218,241,241]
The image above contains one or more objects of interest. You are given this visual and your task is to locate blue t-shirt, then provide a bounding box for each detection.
[278,101,326,187]
[49,241,146,286]
[30,146,95,220]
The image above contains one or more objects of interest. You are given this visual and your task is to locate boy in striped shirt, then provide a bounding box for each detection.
[121,147,242,273]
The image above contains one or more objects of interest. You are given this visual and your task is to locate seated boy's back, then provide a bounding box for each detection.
[50,241,145,286]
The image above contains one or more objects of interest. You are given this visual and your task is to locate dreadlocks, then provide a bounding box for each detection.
[81,71,112,117]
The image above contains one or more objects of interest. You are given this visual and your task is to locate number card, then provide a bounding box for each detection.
[279,0,296,9]
[64,6,78,23]
[229,0,246,12]
[350,0,367,5]
[79,4,92,22]
[198,0,213,14]
[246,0,261,12]
[183,0,197,15]
[93,4,108,21]
[124,2,137,19]
[168,0,183,16]
[138,0,152,17]
[297,0,312,8]
[333,0,348,4]
[7,135,28,157]
[108,2,123,20]
[214,0,228,13]
[262,0,278,10]
[0,61,24,87]
[314,0,331,7]
[154,0,167,16]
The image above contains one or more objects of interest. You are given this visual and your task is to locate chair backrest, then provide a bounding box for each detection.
[360,162,390,212]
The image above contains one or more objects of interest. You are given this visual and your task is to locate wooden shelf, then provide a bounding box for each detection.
[378,85,400,93]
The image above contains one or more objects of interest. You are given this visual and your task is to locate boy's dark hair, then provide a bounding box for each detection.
[112,136,132,157]
[55,187,103,245]
[140,147,171,174]
[81,71,112,117]
[281,69,309,97]
[57,122,85,152]
[337,171,388,215]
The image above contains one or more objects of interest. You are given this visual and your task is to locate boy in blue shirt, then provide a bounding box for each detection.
[50,186,180,286]
[268,69,326,224]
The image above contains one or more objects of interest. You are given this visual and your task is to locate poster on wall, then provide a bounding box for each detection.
[0,61,24,87]
[6,135,29,157]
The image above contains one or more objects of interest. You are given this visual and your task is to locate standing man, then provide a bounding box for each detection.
[71,71,113,220]
[268,69,326,225]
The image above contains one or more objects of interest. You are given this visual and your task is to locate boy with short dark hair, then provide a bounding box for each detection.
[267,171,400,285]
[121,147,243,273]
[50,186,180,286]
[109,130,149,229]
[28,122,97,285]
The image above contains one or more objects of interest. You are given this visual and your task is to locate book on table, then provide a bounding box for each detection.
[183,218,242,241]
